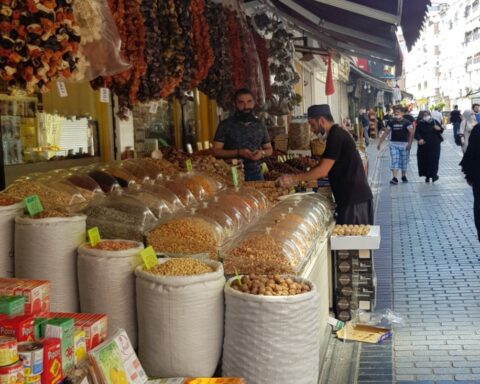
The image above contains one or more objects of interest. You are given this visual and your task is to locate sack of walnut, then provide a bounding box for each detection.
[135,259,225,378]
[77,240,144,348]
[0,199,24,277]
[14,214,86,312]
[223,276,321,384]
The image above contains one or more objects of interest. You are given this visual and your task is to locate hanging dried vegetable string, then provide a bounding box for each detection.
[198,1,232,109]
[189,0,214,89]
[252,30,271,101]
[224,7,245,93]
[0,0,81,94]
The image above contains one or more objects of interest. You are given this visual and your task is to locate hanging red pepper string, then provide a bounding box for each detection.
[225,7,245,92]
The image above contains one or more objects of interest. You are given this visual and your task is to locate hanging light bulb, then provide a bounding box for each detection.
[364,82,368,89]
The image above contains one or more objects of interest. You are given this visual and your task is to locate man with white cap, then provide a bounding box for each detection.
[279,104,373,225]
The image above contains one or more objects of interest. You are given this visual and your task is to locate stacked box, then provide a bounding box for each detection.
[0,279,50,315]
[333,250,376,321]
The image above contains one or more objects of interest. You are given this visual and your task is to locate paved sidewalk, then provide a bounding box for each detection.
[358,130,480,384]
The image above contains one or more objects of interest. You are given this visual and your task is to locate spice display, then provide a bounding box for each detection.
[6,181,76,211]
[182,174,221,198]
[147,258,214,276]
[103,165,137,187]
[0,195,19,206]
[189,0,214,89]
[163,180,197,206]
[124,190,172,218]
[244,181,290,203]
[88,170,121,193]
[0,1,81,94]
[224,234,296,275]
[86,240,138,251]
[161,146,189,167]
[198,1,233,109]
[31,210,70,219]
[332,224,371,236]
[192,155,244,187]
[66,175,102,192]
[143,158,180,178]
[231,274,311,296]
[147,216,221,258]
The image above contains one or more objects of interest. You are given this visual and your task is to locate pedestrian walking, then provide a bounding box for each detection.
[473,104,480,124]
[415,110,444,183]
[450,105,462,142]
[459,123,480,242]
[359,108,370,146]
[431,107,443,126]
[377,105,414,184]
[278,104,373,225]
[459,110,478,153]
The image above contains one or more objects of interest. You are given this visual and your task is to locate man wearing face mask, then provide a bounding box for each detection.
[212,88,273,181]
[377,105,414,184]
[278,104,373,225]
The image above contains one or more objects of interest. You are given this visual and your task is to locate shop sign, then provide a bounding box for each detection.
[337,56,350,82]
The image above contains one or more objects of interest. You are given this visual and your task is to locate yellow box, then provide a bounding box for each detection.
[74,329,87,364]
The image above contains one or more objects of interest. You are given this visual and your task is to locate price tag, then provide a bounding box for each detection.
[88,227,101,247]
[99,87,110,103]
[140,246,158,270]
[203,141,210,150]
[186,143,193,154]
[231,166,239,188]
[197,142,203,151]
[260,162,269,175]
[149,101,159,114]
[158,138,168,147]
[186,159,193,172]
[282,155,287,162]
[277,156,283,163]
[56,81,68,98]
[24,195,43,217]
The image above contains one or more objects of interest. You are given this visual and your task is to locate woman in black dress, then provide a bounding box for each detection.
[415,110,444,182]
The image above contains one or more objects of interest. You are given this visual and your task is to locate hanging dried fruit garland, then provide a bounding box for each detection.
[198,1,232,109]
[0,0,81,94]
[189,0,213,89]
[224,8,245,92]
[252,31,272,101]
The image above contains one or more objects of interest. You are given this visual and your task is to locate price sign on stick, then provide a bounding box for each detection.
[186,159,193,172]
[24,195,43,217]
[99,88,110,103]
[231,166,239,188]
[141,246,158,270]
[88,227,101,247]
[149,101,159,114]
[260,163,269,175]
[57,81,68,98]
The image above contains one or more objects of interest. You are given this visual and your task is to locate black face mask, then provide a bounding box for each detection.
[236,110,256,123]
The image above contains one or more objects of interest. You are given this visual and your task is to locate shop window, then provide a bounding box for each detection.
[424,81,428,89]
[465,31,472,44]
[465,5,471,17]
[473,0,479,12]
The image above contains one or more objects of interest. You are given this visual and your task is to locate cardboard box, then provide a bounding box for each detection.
[48,312,107,350]
[42,318,75,374]
[41,338,63,384]
[74,329,87,365]
[330,226,381,250]
[336,323,392,344]
[0,296,25,317]
[0,315,35,341]
[0,279,50,315]
[34,318,49,340]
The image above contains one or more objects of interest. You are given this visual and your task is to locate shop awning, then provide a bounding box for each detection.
[349,65,391,92]
[268,0,430,74]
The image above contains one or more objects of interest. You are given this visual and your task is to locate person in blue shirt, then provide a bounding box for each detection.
[473,104,480,124]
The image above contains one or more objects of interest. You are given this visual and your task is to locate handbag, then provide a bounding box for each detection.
[455,135,462,146]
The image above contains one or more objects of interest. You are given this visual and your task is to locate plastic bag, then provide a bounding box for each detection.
[71,0,131,81]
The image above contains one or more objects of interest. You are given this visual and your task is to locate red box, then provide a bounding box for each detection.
[41,338,63,384]
[47,313,107,350]
[0,315,35,341]
[0,278,50,315]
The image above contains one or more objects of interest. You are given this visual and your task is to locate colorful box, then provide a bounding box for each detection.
[74,329,87,365]
[0,296,25,317]
[34,318,48,340]
[47,313,107,350]
[0,279,50,315]
[42,318,75,374]
[0,315,35,341]
[41,338,63,384]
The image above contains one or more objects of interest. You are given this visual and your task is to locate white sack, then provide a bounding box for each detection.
[15,215,86,312]
[223,276,321,384]
[135,260,225,378]
[77,240,144,348]
[0,202,23,277]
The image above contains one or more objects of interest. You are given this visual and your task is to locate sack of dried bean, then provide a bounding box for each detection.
[14,215,87,312]
[77,240,144,348]
[223,276,320,384]
[0,197,24,277]
[135,259,225,377]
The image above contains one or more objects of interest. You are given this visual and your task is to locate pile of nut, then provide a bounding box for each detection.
[147,258,214,276]
[244,181,290,203]
[332,224,371,236]
[144,158,180,178]
[87,240,139,251]
[6,182,74,211]
[31,210,71,219]
[230,274,311,296]
[0,195,20,206]
[224,234,295,275]
[147,217,220,259]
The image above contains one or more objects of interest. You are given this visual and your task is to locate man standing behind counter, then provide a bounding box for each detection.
[278,104,373,225]
[212,88,273,181]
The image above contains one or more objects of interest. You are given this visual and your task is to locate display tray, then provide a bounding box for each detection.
[330,225,380,250]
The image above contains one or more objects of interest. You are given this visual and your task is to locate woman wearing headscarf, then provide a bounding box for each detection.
[415,110,444,183]
[459,110,477,153]
[460,123,480,241]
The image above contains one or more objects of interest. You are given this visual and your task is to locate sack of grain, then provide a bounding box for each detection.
[0,200,24,277]
[78,239,144,348]
[223,276,320,384]
[135,259,225,377]
[15,215,86,312]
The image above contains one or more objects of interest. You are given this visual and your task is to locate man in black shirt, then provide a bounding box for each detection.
[450,105,462,141]
[278,104,373,225]
[212,88,273,181]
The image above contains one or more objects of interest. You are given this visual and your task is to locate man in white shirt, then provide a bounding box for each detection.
[431,108,443,126]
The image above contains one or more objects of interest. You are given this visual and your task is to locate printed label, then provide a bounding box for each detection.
[140,246,157,270]
[99,88,110,103]
[24,195,43,217]
[56,81,68,98]
[88,227,101,247]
